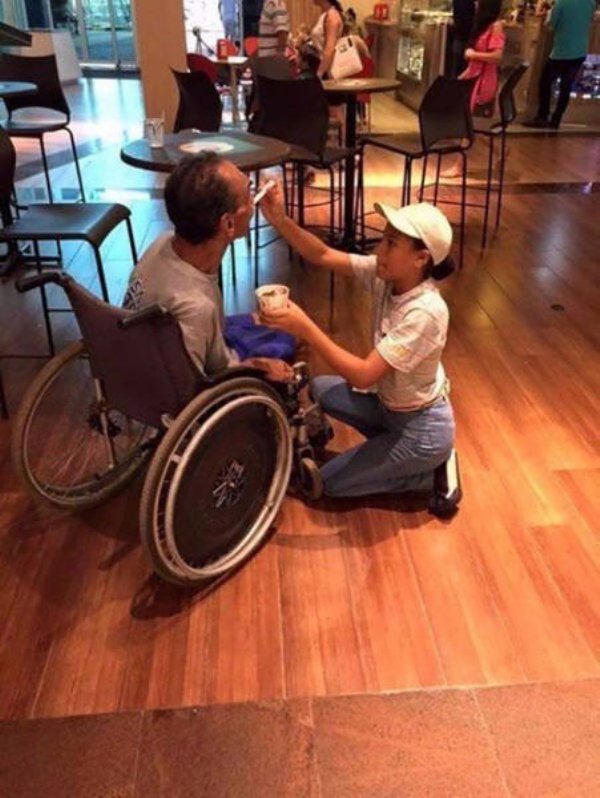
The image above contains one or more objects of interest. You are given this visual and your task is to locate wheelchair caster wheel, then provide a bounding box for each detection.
[297,457,323,500]
[428,489,462,520]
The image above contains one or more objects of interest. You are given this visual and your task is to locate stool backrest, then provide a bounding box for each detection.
[419,76,476,150]
[186,53,218,83]
[0,54,70,119]
[255,75,328,156]
[64,278,200,428]
[498,62,529,127]
[171,69,222,133]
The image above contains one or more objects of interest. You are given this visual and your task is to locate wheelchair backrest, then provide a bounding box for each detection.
[65,279,200,428]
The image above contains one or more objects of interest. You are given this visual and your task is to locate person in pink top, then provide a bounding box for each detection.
[442,0,506,178]
[461,0,506,112]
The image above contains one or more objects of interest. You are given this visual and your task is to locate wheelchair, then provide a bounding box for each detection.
[11,272,328,586]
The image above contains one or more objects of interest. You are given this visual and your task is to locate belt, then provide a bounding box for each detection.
[386,379,451,414]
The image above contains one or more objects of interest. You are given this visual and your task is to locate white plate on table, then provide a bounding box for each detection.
[178,140,234,155]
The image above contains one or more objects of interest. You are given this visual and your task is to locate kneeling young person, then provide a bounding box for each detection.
[259,186,460,506]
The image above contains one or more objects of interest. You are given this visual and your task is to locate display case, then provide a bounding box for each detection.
[394,0,452,110]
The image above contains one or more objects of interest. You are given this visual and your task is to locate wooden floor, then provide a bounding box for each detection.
[0,81,599,722]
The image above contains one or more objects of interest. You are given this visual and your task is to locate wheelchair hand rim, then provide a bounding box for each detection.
[161,393,292,579]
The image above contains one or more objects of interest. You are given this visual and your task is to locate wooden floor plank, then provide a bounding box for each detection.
[1,78,599,720]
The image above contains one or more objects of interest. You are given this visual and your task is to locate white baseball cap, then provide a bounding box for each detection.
[374,202,453,266]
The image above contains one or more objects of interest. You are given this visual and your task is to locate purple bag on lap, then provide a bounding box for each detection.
[224,314,296,362]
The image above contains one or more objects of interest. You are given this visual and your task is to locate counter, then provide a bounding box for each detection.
[364,17,399,80]
[365,10,600,126]
[367,11,450,111]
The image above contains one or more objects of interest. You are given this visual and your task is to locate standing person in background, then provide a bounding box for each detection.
[310,0,345,78]
[461,0,506,113]
[344,8,365,40]
[441,0,505,178]
[524,0,595,129]
[451,0,476,77]
[258,0,291,57]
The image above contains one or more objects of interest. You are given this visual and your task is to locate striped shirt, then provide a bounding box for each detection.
[258,0,290,57]
[350,254,449,411]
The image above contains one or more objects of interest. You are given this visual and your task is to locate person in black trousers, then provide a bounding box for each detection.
[524,0,595,129]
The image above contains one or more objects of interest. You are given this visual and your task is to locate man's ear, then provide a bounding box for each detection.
[219,212,235,239]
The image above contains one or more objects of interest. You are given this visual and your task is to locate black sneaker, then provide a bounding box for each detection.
[428,450,462,519]
[522,117,550,128]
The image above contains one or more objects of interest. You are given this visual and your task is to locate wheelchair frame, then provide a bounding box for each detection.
[11,272,325,586]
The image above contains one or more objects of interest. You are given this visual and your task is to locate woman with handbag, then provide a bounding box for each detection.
[441,0,506,178]
[310,0,345,79]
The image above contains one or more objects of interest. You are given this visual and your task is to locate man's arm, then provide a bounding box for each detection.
[259,183,354,275]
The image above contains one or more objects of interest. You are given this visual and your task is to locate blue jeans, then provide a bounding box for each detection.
[312,376,455,498]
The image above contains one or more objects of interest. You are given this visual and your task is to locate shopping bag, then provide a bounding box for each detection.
[330,36,363,80]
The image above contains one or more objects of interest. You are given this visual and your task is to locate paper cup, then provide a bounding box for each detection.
[144,118,165,148]
[255,284,289,311]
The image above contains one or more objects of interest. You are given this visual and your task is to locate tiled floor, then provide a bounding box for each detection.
[1,679,599,797]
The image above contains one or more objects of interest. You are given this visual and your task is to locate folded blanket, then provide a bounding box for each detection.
[224,313,296,362]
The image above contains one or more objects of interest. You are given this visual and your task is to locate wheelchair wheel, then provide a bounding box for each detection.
[297,457,323,501]
[12,341,157,509]
[140,377,293,586]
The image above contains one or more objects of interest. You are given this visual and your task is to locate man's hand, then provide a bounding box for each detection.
[258,181,286,227]
[244,357,294,382]
[259,300,314,340]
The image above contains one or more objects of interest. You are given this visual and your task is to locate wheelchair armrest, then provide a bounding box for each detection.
[118,304,169,329]
[16,271,73,293]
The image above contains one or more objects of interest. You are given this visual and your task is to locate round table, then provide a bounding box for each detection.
[120,130,291,174]
[323,77,400,250]
[0,81,37,99]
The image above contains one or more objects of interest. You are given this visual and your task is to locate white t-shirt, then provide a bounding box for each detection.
[123,232,238,375]
[350,254,449,411]
[258,0,290,57]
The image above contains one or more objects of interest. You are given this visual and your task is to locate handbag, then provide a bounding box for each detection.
[330,36,363,80]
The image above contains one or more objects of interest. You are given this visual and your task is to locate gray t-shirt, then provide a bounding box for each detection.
[123,232,237,375]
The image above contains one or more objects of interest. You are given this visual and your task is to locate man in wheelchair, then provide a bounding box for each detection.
[11,155,328,587]
[123,152,294,384]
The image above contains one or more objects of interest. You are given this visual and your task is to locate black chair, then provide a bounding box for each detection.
[0,126,137,360]
[171,69,223,133]
[473,63,529,247]
[246,54,294,121]
[0,53,85,202]
[255,75,357,313]
[361,76,476,267]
